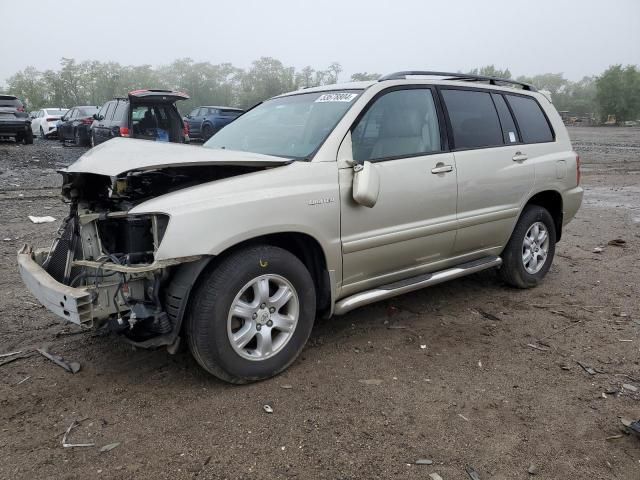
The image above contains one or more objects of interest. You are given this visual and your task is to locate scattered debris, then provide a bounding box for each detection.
[0,351,22,358]
[100,442,121,453]
[465,465,481,480]
[16,376,30,385]
[605,434,624,441]
[429,474,444,480]
[458,413,470,421]
[28,215,56,224]
[539,320,583,341]
[62,421,95,448]
[526,343,549,352]
[560,365,571,371]
[359,379,383,386]
[622,383,638,392]
[387,325,408,330]
[37,347,81,374]
[420,344,427,349]
[415,459,433,465]
[528,463,538,475]
[577,361,596,375]
[478,310,500,321]
[280,384,293,389]
[0,351,35,368]
[592,247,604,253]
[628,420,640,438]
[263,404,273,414]
[607,238,626,247]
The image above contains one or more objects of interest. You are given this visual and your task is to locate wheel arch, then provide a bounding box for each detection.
[525,190,563,241]
[164,231,333,347]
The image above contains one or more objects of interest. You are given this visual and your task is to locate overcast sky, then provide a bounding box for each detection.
[2,0,639,83]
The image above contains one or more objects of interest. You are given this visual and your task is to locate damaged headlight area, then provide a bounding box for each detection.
[35,208,181,343]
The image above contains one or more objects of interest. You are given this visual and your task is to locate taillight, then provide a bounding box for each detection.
[46,117,57,122]
[81,117,93,125]
[183,121,189,137]
[17,106,24,112]
[119,127,130,137]
[576,154,581,185]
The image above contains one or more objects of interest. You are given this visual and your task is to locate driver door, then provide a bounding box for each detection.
[339,87,458,296]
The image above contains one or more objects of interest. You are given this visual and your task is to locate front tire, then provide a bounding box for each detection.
[499,205,556,288]
[186,245,316,383]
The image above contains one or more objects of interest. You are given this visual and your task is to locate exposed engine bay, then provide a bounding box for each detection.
[37,163,268,345]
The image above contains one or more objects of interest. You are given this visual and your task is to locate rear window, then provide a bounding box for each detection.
[0,96,22,108]
[44,109,67,116]
[220,109,243,116]
[113,101,128,122]
[505,95,554,143]
[441,89,503,149]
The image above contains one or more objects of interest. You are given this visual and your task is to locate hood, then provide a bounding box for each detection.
[64,137,291,176]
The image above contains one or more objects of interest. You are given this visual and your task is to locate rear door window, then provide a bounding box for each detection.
[491,94,519,144]
[441,89,503,149]
[505,94,554,143]
[103,102,115,122]
[113,101,127,122]
[352,88,442,161]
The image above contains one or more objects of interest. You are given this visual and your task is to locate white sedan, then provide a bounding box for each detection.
[30,108,68,138]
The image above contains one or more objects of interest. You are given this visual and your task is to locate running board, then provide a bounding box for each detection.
[333,256,502,316]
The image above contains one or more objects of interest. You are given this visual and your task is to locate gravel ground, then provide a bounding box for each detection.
[0,127,639,479]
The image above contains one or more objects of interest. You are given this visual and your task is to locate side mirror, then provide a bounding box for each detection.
[93,113,99,120]
[352,161,380,208]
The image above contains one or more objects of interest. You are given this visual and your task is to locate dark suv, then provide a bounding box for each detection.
[0,95,33,144]
[91,89,189,147]
[184,105,243,141]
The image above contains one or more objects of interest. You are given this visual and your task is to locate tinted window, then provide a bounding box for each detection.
[491,94,519,144]
[0,96,22,108]
[113,101,127,122]
[441,89,503,149]
[188,108,199,117]
[352,89,441,161]
[102,102,115,121]
[506,95,554,143]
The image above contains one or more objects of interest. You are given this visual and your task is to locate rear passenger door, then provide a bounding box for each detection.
[439,88,535,256]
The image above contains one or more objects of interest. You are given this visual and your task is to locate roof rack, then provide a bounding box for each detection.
[378,71,537,91]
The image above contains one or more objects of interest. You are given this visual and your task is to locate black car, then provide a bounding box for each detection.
[58,106,99,146]
[91,89,189,147]
[0,95,33,144]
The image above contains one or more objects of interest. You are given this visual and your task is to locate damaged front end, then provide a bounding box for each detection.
[18,167,215,347]
[18,138,291,348]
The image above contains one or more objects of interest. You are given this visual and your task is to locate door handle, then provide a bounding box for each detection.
[431,164,453,174]
[512,152,528,162]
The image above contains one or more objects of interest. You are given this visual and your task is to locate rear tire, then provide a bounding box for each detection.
[186,245,316,384]
[23,130,33,145]
[202,124,214,141]
[499,205,556,288]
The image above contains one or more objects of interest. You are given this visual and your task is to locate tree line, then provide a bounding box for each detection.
[3,58,639,122]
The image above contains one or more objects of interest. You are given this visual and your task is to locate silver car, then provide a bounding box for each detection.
[18,71,583,383]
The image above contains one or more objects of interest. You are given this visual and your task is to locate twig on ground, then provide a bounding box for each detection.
[62,420,95,448]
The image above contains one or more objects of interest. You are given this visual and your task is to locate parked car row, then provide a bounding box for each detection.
[3,88,243,147]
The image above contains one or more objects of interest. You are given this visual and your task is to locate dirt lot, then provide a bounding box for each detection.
[1,127,639,479]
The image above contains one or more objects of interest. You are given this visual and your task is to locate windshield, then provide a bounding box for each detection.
[45,109,67,116]
[204,90,362,160]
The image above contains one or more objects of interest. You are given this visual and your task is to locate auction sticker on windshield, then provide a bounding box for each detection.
[315,93,358,103]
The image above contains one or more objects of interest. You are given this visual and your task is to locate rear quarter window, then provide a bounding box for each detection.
[505,94,554,143]
[441,89,503,150]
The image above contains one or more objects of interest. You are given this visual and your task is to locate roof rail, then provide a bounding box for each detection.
[378,71,537,91]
